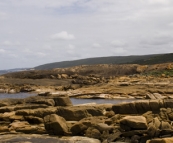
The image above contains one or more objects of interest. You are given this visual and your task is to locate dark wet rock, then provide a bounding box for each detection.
[70,122,88,135]
[149,100,163,113]
[135,101,150,114]
[122,130,147,137]
[164,99,173,108]
[131,135,140,143]
[52,95,73,106]
[24,116,43,124]
[120,116,148,131]
[85,127,101,139]
[112,102,137,114]
[160,129,173,137]
[44,114,69,135]
[57,106,103,121]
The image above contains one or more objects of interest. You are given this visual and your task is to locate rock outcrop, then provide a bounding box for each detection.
[1,93,173,142]
[44,114,69,135]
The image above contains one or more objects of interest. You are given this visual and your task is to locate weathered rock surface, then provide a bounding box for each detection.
[0,134,101,143]
[1,92,173,142]
[44,114,69,135]
[57,106,103,121]
[120,116,148,131]
[51,95,73,106]
[147,138,173,143]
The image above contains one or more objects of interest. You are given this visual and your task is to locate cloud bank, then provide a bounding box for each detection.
[0,0,173,69]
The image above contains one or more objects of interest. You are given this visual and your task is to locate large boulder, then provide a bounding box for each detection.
[85,127,101,140]
[135,101,151,114]
[57,106,103,121]
[44,114,69,135]
[51,95,72,106]
[70,122,88,135]
[112,102,137,114]
[120,116,148,131]
[57,107,91,121]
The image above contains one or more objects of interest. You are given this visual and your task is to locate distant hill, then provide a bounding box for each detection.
[0,68,34,75]
[35,53,173,70]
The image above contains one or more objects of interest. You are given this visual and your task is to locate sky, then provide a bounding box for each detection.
[0,0,173,70]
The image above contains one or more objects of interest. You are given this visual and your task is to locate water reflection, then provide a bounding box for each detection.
[0,93,36,99]
[70,98,140,105]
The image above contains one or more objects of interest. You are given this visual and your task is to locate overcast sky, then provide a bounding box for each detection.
[0,0,173,70]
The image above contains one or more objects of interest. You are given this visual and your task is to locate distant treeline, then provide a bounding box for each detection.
[35,53,173,70]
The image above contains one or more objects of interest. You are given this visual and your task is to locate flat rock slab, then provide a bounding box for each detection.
[147,137,173,143]
[0,134,101,143]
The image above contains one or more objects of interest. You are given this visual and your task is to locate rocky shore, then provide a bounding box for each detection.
[0,63,173,142]
[0,93,173,143]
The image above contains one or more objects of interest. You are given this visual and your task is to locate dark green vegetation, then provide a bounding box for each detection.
[146,69,173,77]
[35,53,173,70]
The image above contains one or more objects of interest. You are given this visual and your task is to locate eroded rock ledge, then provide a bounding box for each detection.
[1,94,173,143]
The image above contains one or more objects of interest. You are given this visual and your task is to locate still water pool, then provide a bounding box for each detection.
[0,93,140,105]
[0,93,36,99]
[70,98,140,105]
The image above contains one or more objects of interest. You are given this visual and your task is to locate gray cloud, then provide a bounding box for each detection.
[0,0,173,69]
[51,31,75,40]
